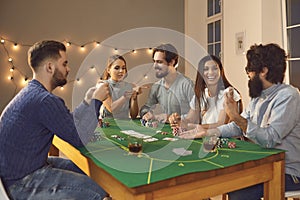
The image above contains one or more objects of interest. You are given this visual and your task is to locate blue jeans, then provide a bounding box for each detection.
[8,157,108,200]
[228,174,300,200]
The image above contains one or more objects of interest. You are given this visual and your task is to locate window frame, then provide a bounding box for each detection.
[207,0,223,59]
[282,0,300,88]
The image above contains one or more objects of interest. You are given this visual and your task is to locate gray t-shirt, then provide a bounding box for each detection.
[102,79,133,119]
[141,72,194,118]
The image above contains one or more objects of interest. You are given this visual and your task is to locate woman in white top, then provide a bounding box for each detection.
[169,55,242,130]
[101,55,140,119]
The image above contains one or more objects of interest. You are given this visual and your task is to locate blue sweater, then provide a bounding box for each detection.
[0,80,102,188]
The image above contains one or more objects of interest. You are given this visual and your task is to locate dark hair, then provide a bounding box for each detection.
[195,55,234,112]
[28,40,66,70]
[152,43,178,67]
[245,43,287,83]
[102,54,127,80]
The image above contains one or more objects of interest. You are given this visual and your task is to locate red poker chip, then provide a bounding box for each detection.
[227,141,236,149]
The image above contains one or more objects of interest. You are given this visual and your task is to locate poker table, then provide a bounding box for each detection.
[51,118,285,200]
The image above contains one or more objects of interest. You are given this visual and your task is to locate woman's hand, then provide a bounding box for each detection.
[178,124,208,139]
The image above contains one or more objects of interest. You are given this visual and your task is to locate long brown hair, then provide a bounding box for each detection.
[194,55,233,113]
[101,54,127,80]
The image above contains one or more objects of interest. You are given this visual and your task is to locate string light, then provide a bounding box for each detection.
[1,36,158,97]
[148,48,153,54]
[13,43,19,50]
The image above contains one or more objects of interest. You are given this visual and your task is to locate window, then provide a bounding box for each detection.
[207,0,222,59]
[284,0,300,89]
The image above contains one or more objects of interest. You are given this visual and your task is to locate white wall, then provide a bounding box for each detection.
[185,0,283,107]
[0,0,185,113]
[184,0,207,81]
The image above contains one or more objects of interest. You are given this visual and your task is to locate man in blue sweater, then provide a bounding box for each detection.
[0,40,110,199]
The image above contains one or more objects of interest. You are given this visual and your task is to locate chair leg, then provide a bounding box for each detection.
[48,144,59,156]
[222,193,227,200]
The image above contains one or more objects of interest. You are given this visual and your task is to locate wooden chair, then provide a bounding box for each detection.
[221,190,300,200]
[285,190,300,200]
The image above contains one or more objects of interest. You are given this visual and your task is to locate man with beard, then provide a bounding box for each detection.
[140,43,194,122]
[180,43,300,200]
[0,40,111,199]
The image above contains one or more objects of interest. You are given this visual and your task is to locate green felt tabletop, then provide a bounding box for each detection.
[79,118,284,188]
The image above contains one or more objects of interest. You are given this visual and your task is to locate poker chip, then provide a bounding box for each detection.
[98,119,110,128]
[140,119,159,128]
[227,141,236,148]
[171,126,187,136]
[214,138,230,148]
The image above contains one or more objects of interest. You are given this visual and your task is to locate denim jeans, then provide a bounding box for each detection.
[7,156,108,200]
[228,174,300,200]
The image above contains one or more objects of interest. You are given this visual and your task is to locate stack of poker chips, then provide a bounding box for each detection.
[215,138,236,149]
[140,119,158,128]
[171,126,187,136]
[90,132,104,142]
[97,119,110,128]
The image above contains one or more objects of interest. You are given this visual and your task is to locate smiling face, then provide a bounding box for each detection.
[107,58,127,82]
[153,51,171,78]
[202,60,221,87]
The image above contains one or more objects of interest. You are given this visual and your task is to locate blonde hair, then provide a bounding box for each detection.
[101,55,127,80]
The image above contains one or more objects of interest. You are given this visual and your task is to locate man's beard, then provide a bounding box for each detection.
[154,65,169,78]
[248,74,263,98]
[51,68,67,89]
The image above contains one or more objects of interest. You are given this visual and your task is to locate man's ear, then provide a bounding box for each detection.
[170,59,176,67]
[260,67,268,78]
[45,61,54,74]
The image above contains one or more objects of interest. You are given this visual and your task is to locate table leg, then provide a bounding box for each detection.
[264,159,285,200]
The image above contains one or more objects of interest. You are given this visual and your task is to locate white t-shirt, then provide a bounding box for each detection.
[189,87,241,124]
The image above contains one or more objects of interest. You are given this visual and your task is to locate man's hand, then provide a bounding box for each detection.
[224,87,248,132]
[84,87,96,104]
[92,82,110,102]
[142,111,155,121]
[224,87,239,120]
[155,113,168,123]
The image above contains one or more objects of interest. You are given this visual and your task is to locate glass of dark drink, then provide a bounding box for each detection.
[203,134,219,152]
[128,136,143,154]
